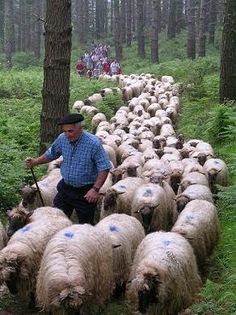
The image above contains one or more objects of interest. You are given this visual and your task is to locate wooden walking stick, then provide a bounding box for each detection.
[30,167,45,206]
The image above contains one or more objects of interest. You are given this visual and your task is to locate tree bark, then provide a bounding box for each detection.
[198,0,208,57]
[40,0,72,154]
[151,0,160,63]
[187,0,196,59]
[137,0,145,58]
[0,0,4,53]
[114,0,122,61]
[126,0,132,46]
[208,0,217,44]
[168,0,177,39]
[4,0,14,68]
[219,0,236,103]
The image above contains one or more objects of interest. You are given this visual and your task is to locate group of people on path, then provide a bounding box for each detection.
[75,42,121,79]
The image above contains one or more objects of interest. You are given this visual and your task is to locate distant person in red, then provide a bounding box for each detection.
[76,59,85,76]
[102,58,110,74]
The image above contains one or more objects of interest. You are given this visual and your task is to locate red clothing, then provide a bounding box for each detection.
[76,63,85,74]
[103,62,110,74]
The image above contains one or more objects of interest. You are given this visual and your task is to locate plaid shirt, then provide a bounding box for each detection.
[45,131,111,187]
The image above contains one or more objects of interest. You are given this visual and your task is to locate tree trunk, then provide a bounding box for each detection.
[151,0,160,63]
[161,0,169,30]
[198,0,208,57]
[168,0,177,39]
[4,0,14,68]
[40,0,72,154]
[219,0,236,103]
[137,0,145,58]
[126,0,132,46]
[0,0,4,53]
[114,0,122,61]
[187,0,196,59]
[176,0,185,33]
[32,0,42,58]
[208,0,217,44]
[120,0,126,43]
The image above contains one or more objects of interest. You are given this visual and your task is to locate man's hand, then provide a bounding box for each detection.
[25,157,36,169]
[84,188,99,203]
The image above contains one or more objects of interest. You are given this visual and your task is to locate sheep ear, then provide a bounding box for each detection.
[26,211,34,219]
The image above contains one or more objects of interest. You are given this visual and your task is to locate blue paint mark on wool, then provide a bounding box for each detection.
[109,225,119,232]
[64,232,74,238]
[162,240,171,246]
[21,225,31,233]
[214,160,220,164]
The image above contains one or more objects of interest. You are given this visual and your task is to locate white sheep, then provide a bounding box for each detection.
[7,206,67,237]
[176,184,213,213]
[203,158,229,190]
[84,93,103,105]
[172,199,220,269]
[18,168,62,211]
[126,231,202,315]
[91,112,107,133]
[100,177,145,219]
[131,183,176,233]
[36,224,113,314]
[0,214,72,304]
[97,214,145,296]
[72,100,85,111]
[178,171,209,194]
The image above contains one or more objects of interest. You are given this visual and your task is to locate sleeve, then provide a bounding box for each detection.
[92,141,112,172]
[45,136,62,161]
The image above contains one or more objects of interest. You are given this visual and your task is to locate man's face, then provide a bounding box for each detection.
[62,123,82,142]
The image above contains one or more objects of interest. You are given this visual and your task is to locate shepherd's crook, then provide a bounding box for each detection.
[30,167,45,206]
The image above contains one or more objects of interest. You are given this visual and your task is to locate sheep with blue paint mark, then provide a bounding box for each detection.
[131,183,176,233]
[97,214,145,296]
[171,199,220,270]
[36,224,114,315]
[126,231,202,315]
[0,214,72,305]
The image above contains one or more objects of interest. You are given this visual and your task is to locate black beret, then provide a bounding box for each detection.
[57,113,84,125]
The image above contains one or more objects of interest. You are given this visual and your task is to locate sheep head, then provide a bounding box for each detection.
[176,195,190,213]
[19,186,38,208]
[56,286,90,310]
[134,206,155,234]
[0,252,22,294]
[103,190,119,211]
[138,273,161,314]
[7,207,33,237]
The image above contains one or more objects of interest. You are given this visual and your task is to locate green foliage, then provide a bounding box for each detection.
[96,94,123,120]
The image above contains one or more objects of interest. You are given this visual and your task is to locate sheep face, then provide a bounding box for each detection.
[58,286,86,310]
[138,274,160,314]
[7,209,32,237]
[176,195,190,213]
[19,186,38,208]
[135,206,155,234]
[103,190,118,211]
[0,253,21,294]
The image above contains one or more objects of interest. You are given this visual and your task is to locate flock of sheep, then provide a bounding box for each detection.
[0,72,229,315]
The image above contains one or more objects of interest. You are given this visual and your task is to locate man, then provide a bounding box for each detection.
[25,113,111,224]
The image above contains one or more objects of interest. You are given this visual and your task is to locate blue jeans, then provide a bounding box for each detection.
[53,179,96,224]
